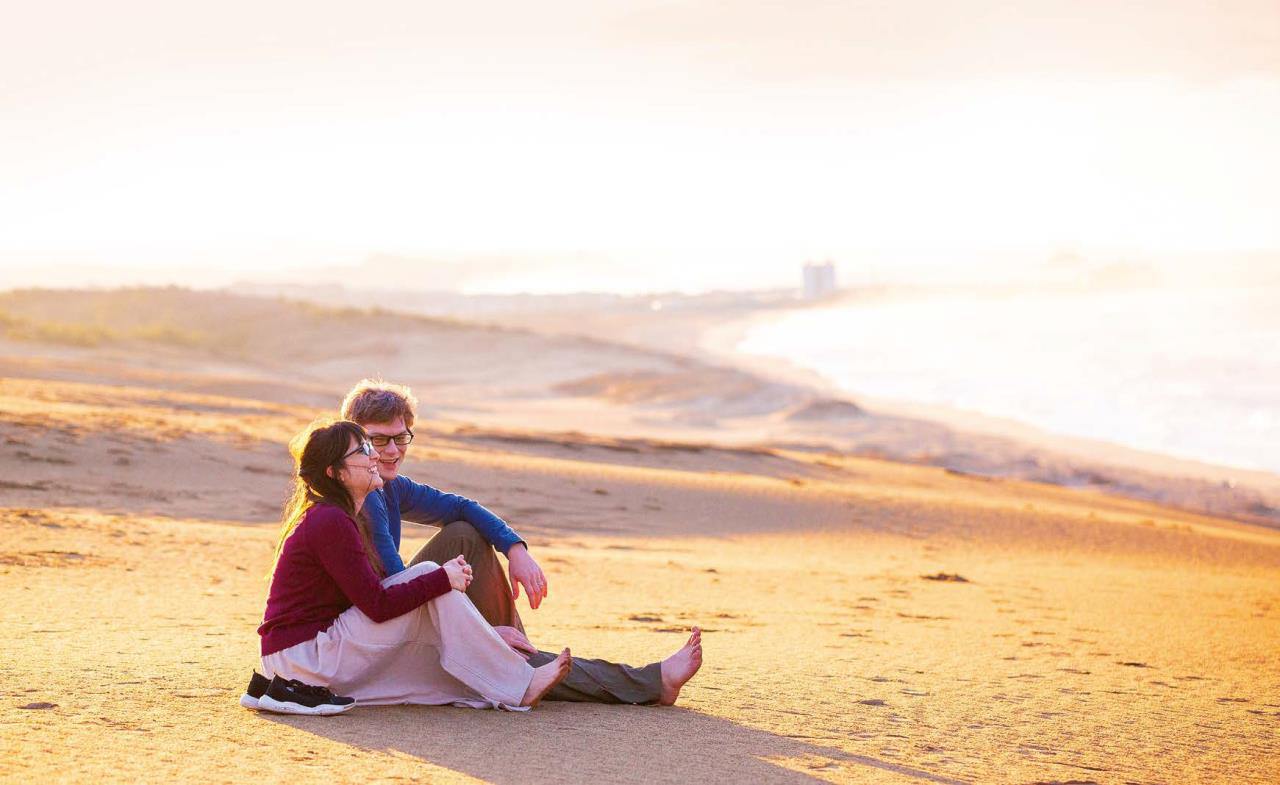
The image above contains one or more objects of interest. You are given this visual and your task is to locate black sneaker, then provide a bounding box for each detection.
[256,676,356,716]
[239,671,271,710]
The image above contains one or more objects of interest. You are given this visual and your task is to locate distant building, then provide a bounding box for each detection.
[802,260,837,300]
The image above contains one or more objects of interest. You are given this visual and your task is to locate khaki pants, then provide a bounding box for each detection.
[410,522,663,705]
[410,521,525,631]
[261,561,534,709]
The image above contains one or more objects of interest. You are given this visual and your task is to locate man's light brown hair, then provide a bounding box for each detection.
[341,379,418,428]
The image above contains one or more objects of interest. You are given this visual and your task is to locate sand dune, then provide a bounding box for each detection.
[2,288,1279,783]
[3,372,1279,783]
[4,287,1278,529]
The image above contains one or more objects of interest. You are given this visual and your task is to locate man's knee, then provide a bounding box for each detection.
[414,521,498,569]
[439,521,487,546]
[438,521,497,560]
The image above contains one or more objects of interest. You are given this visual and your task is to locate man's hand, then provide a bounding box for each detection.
[493,625,538,660]
[506,543,548,610]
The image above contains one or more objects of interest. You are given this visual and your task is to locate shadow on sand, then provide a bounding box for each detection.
[264,702,969,784]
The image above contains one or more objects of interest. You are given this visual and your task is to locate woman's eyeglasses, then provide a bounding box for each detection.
[368,430,414,448]
[342,440,376,461]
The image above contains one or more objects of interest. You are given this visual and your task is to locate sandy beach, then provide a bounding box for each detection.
[2,289,1279,784]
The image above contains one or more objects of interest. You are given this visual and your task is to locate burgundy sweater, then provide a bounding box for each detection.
[258,503,452,656]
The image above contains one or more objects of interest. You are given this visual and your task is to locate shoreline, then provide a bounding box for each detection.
[692,292,1280,487]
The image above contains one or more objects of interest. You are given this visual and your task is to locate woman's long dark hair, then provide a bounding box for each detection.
[272,419,384,577]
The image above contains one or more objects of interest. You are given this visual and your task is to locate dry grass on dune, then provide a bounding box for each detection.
[0,287,467,355]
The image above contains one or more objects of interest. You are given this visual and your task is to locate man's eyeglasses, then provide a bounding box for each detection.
[368,430,414,448]
[342,440,376,461]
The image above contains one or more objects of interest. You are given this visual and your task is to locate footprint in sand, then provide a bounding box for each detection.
[14,450,73,465]
[0,551,105,568]
[921,572,970,582]
[173,689,225,698]
[515,506,552,516]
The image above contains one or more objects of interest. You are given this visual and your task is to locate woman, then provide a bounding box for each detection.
[257,419,571,710]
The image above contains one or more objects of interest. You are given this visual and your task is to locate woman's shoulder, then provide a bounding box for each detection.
[298,503,357,534]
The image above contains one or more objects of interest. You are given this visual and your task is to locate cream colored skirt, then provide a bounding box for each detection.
[262,561,533,710]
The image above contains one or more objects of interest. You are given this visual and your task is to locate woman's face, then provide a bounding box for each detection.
[336,434,384,499]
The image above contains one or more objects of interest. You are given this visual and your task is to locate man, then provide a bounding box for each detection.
[338,379,701,705]
[339,379,545,636]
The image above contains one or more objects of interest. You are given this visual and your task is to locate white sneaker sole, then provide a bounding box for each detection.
[256,694,355,716]
[239,694,261,710]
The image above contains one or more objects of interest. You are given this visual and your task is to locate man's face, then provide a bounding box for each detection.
[363,416,411,483]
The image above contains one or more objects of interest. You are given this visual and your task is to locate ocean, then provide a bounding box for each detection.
[736,284,1280,474]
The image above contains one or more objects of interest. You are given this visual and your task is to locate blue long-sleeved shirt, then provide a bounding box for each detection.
[364,474,524,574]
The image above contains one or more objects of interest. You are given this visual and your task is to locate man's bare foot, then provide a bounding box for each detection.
[520,647,570,707]
[659,627,702,705]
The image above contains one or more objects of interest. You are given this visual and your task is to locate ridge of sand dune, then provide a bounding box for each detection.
[4,375,1274,557]
[5,286,1277,530]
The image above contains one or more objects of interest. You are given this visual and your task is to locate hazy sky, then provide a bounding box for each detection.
[2,1,1278,293]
